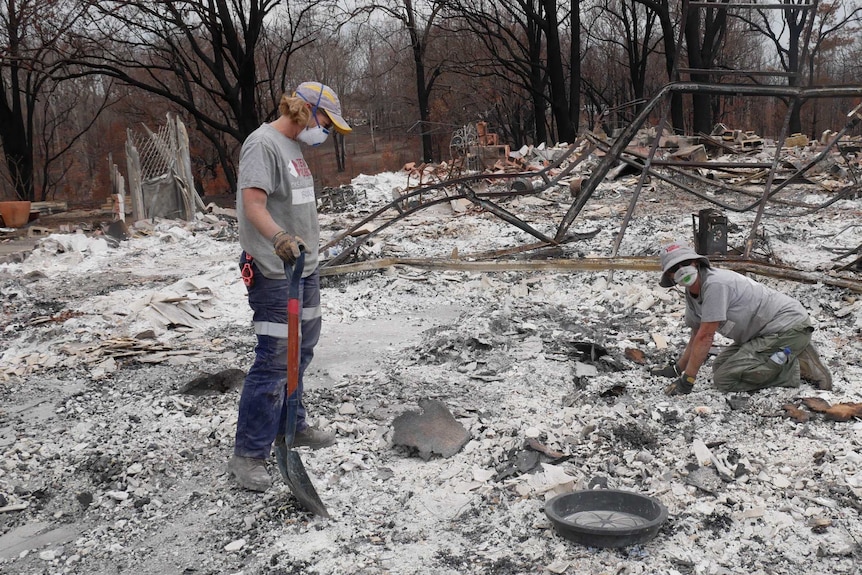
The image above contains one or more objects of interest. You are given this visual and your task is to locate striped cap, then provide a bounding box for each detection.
[294,82,352,134]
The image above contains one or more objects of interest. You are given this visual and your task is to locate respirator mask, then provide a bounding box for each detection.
[297,123,330,147]
[673,265,699,287]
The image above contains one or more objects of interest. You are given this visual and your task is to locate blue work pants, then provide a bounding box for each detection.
[234,254,322,459]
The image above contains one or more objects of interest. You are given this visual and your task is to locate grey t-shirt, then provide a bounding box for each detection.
[236,123,319,279]
[684,268,809,343]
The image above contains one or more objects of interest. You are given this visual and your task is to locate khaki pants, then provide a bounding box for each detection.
[712,321,814,392]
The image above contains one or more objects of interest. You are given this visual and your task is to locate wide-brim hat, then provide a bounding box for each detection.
[659,241,711,287]
[294,81,352,134]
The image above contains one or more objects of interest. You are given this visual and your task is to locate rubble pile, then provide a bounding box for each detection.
[0,135,861,574]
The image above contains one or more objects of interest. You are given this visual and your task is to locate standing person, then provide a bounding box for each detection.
[228,82,351,492]
[652,241,832,396]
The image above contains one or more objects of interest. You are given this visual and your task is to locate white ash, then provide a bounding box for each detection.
[0,151,861,574]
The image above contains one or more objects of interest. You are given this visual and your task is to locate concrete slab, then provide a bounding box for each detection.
[0,521,79,560]
[308,304,465,390]
[0,237,39,264]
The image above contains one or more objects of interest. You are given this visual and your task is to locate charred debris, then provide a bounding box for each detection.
[317,111,862,294]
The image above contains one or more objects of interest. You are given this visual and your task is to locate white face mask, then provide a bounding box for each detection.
[674,264,699,287]
[297,125,330,146]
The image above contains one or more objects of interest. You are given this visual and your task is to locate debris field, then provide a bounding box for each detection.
[1,134,862,575]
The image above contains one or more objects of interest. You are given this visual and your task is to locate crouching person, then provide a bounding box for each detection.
[651,241,832,396]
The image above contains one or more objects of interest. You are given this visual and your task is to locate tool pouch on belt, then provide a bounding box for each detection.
[239,252,254,287]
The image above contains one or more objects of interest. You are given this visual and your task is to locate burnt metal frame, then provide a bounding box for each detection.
[319,139,596,268]
[574,94,862,216]
[321,0,862,279]
[558,0,862,264]
[320,84,862,272]
[557,83,862,252]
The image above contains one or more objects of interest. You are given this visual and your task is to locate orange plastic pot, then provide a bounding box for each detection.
[0,201,32,228]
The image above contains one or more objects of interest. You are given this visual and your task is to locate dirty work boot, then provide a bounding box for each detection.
[292,427,336,449]
[227,455,271,492]
[798,343,832,391]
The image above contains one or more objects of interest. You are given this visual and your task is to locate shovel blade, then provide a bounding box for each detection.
[275,441,330,519]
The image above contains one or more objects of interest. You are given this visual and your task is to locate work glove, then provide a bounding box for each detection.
[664,373,695,396]
[650,361,681,379]
[272,231,306,264]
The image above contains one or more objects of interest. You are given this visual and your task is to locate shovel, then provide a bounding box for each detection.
[274,251,330,518]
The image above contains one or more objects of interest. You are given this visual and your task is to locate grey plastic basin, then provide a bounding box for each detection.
[544,489,668,548]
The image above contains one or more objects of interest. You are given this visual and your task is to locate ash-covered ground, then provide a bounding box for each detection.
[1,157,861,575]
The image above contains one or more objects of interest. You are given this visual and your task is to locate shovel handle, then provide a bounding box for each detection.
[285,251,304,397]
